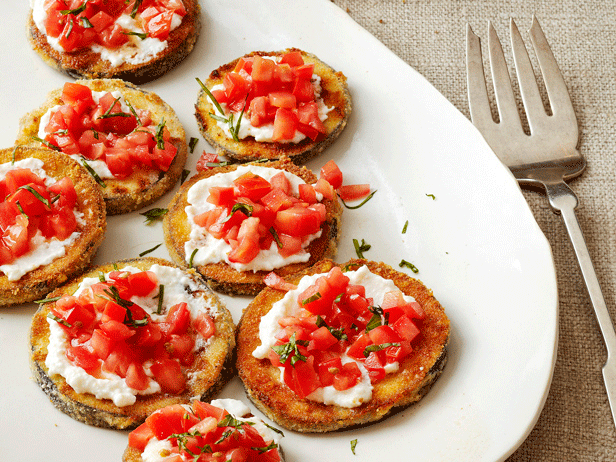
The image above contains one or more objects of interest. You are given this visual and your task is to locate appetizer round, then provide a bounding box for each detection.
[163,156,342,295]
[236,259,450,432]
[123,398,284,462]
[195,48,351,164]
[27,0,201,84]
[29,257,236,430]
[0,146,105,307]
[17,79,188,215]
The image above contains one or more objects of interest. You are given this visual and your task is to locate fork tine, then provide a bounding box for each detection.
[487,21,524,131]
[509,18,546,133]
[528,15,577,127]
[466,24,495,130]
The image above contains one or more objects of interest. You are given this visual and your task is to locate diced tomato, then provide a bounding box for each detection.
[48,177,77,210]
[332,362,362,391]
[227,217,260,264]
[167,334,195,363]
[277,233,302,258]
[313,178,336,200]
[268,91,296,109]
[151,141,177,172]
[319,160,343,190]
[223,72,250,103]
[251,56,276,82]
[207,186,236,207]
[193,401,229,421]
[66,344,99,372]
[4,169,45,193]
[364,351,386,382]
[97,23,129,48]
[100,319,135,341]
[89,10,115,33]
[102,345,133,378]
[347,333,372,360]
[62,82,94,108]
[283,355,320,398]
[368,325,401,345]
[279,51,304,67]
[292,78,315,103]
[90,329,113,360]
[233,173,272,202]
[297,277,333,316]
[128,422,155,452]
[150,359,186,394]
[126,362,150,390]
[127,270,158,297]
[165,302,191,336]
[145,404,190,440]
[338,184,372,202]
[102,300,127,323]
[195,151,220,172]
[293,63,315,81]
[272,108,298,141]
[193,312,216,340]
[274,206,321,237]
[263,272,297,292]
[392,315,421,342]
[309,326,338,351]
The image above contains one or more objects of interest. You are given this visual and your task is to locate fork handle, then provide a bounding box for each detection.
[545,180,616,424]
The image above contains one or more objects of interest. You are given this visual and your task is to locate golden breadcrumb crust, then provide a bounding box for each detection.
[195,48,351,164]
[0,146,106,307]
[29,257,236,430]
[236,259,450,432]
[16,79,188,215]
[163,156,342,295]
[27,0,201,84]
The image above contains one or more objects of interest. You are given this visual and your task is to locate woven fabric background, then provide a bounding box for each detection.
[332,0,616,460]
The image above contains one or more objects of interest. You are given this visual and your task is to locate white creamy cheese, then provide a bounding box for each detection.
[252,265,417,408]
[141,399,282,462]
[185,165,323,272]
[30,0,183,66]
[209,73,332,143]
[45,264,219,407]
[0,158,84,281]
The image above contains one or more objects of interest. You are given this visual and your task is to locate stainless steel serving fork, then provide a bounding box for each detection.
[466,16,616,426]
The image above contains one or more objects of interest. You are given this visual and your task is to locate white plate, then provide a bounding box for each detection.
[0,1,557,461]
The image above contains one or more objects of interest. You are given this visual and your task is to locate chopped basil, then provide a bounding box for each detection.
[228,95,249,142]
[269,227,283,248]
[196,77,226,116]
[218,414,253,429]
[181,169,190,184]
[402,220,408,234]
[60,1,88,15]
[130,0,143,18]
[399,259,419,273]
[154,118,166,149]
[140,207,168,224]
[125,99,142,125]
[66,17,74,37]
[263,422,284,436]
[155,284,164,315]
[80,158,107,188]
[80,16,93,28]
[342,262,362,272]
[271,332,309,365]
[17,185,50,208]
[98,96,131,119]
[100,285,133,309]
[139,243,161,257]
[426,193,436,200]
[253,441,278,454]
[365,306,386,332]
[11,146,17,164]
[189,137,199,153]
[350,439,358,455]
[339,190,376,209]
[31,135,61,151]
[15,201,27,217]
[315,315,348,341]
[206,161,229,168]
[363,342,400,357]
[123,31,147,40]
[352,238,371,259]
[302,292,321,306]
[35,296,61,304]
[188,248,198,268]
[47,312,71,328]
[221,203,253,223]
[98,271,106,282]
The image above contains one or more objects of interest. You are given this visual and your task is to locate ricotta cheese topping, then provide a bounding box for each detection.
[141,399,282,462]
[185,165,323,272]
[252,265,417,408]
[44,264,220,407]
[0,158,84,281]
[30,0,184,66]
[209,69,332,143]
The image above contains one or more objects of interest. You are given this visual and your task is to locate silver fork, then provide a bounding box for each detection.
[466,16,616,426]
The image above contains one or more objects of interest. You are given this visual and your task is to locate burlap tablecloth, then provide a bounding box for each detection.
[332,0,616,460]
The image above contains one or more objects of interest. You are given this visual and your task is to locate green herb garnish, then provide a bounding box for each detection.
[302,292,321,306]
[140,207,168,224]
[181,169,190,184]
[125,99,142,125]
[189,137,199,153]
[402,220,408,234]
[47,312,71,327]
[17,185,50,208]
[363,342,400,357]
[35,296,62,304]
[399,259,419,273]
[156,284,165,315]
[80,158,107,188]
[139,243,162,257]
[352,238,371,259]
[98,96,131,119]
[315,315,348,341]
[196,77,226,115]
[426,193,436,200]
[80,17,93,28]
[31,135,61,151]
[221,203,253,223]
[123,31,147,40]
[206,161,229,168]
[61,1,88,15]
[154,118,166,149]
[350,439,358,455]
[339,190,376,209]
[271,332,309,365]
[188,248,198,268]
[269,227,283,248]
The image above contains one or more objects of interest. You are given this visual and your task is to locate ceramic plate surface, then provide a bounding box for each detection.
[0,1,557,461]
